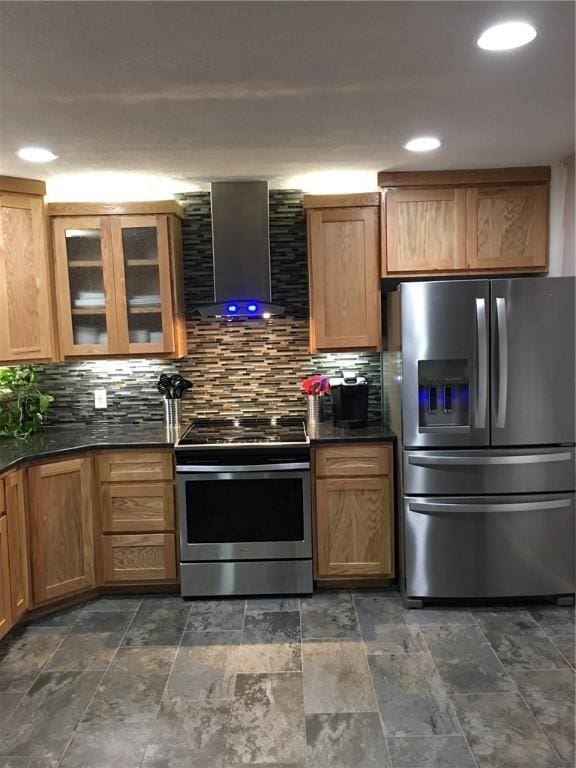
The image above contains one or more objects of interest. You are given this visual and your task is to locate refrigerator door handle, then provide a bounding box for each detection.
[495,297,509,428]
[408,499,571,514]
[408,452,573,467]
[475,298,488,429]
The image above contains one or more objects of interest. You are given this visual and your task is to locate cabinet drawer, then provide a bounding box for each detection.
[102,533,177,583]
[98,451,173,482]
[315,444,392,478]
[101,484,175,533]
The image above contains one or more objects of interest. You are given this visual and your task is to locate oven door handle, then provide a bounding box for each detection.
[177,463,310,473]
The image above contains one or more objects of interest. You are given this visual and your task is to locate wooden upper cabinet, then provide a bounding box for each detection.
[466,185,548,271]
[28,456,95,603]
[0,187,56,362]
[50,202,186,359]
[52,216,118,356]
[314,442,394,581]
[306,198,381,352]
[112,215,175,355]
[384,188,466,275]
[4,470,30,621]
[379,167,550,277]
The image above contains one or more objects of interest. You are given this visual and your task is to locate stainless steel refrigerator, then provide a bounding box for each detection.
[385,277,575,606]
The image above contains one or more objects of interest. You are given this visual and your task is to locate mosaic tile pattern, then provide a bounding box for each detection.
[37,190,382,425]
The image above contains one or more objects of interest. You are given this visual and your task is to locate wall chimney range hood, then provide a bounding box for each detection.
[196,181,285,318]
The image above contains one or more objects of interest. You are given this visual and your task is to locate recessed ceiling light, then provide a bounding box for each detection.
[477,21,537,51]
[16,146,59,163]
[404,137,442,153]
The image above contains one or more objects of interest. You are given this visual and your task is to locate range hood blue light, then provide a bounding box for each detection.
[200,299,285,318]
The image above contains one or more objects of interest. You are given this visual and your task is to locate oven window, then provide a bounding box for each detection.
[185,477,305,543]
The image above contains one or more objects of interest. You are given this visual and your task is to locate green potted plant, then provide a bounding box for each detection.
[0,366,53,439]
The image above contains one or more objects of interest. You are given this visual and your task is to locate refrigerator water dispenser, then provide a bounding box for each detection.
[418,359,469,429]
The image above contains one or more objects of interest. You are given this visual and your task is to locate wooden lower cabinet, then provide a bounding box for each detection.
[28,457,95,603]
[97,450,178,585]
[314,443,394,582]
[4,470,30,620]
[316,477,392,578]
[0,515,13,640]
[0,449,180,637]
[102,533,177,582]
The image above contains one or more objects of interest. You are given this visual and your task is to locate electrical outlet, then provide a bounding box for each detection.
[94,389,107,409]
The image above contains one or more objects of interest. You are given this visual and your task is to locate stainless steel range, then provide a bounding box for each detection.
[175,418,313,597]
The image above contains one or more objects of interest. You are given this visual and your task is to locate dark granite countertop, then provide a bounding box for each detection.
[306,420,395,444]
[0,423,178,474]
[0,419,396,474]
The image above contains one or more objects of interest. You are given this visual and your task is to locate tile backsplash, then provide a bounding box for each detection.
[38,190,383,425]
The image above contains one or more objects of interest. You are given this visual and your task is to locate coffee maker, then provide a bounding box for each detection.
[329,372,369,428]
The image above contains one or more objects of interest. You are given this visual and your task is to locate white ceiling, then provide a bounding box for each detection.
[0,1,574,195]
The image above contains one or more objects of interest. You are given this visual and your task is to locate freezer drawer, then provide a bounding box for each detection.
[404,493,575,599]
[404,447,576,495]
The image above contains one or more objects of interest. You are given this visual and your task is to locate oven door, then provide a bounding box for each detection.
[177,465,312,561]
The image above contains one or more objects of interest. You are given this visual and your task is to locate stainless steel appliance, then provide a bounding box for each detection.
[385,277,575,606]
[330,373,369,427]
[195,181,284,318]
[176,418,313,596]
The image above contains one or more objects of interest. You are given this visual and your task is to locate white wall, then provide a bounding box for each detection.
[549,153,575,276]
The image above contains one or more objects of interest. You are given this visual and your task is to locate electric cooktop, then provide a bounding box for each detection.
[176,417,308,448]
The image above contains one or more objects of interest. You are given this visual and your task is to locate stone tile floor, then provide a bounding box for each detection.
[0,590,573,767]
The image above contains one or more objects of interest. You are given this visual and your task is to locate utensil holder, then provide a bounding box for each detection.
[163,399,182,429]
[306,395,322,427]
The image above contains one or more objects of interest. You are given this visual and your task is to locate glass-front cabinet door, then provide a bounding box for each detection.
[112,216,174,355]
[52,217,119,356]
[52,213,179,358]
